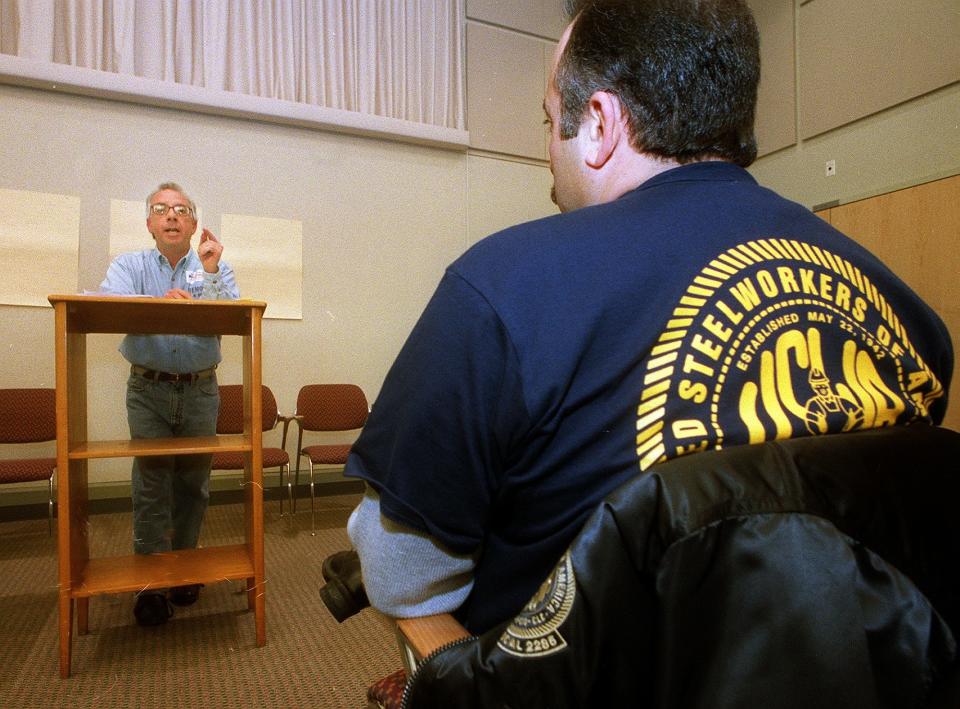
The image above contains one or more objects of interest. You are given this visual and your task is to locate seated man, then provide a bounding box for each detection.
[345,0,953,635]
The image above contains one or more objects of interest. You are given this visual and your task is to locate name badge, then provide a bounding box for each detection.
[186,269,205,285]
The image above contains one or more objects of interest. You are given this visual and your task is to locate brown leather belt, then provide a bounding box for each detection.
[131,365,217,384]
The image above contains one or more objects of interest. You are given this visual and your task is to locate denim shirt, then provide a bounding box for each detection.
[99,248,240,373]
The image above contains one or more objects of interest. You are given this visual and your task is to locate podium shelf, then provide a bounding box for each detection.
[74,545,255,597]
[68,434,251,459]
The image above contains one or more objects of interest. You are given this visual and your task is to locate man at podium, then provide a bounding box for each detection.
[99,182,240,627]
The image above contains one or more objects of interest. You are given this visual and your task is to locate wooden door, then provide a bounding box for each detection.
[816,174,960,431]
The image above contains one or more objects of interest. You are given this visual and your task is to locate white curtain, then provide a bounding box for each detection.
[0,0,465,130]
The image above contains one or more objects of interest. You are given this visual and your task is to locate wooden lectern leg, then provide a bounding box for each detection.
[58,593,73,678]
[244,575,266,646]
[254,583,266,647]
[77,597,89,635]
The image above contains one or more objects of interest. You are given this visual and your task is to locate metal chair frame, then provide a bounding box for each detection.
[290,383,369,534]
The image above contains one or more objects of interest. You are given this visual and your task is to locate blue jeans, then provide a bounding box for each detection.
[126,372,219,556]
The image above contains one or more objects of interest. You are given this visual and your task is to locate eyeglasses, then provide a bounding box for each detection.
[149,203,194,217]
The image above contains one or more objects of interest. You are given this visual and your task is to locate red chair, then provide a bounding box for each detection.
[291,384,369,534]
[211,384,293,515]
[0,388,57,534]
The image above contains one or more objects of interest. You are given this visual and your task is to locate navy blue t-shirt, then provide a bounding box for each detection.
[345,162,953,633]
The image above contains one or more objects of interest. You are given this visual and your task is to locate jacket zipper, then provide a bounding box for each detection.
[399,635,479,709]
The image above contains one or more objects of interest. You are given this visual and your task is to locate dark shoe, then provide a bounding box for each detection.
[169,584,203,606]
[134,593,173,626]
[319,550,369,623]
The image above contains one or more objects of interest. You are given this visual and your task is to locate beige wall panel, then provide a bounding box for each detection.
[0,83,469,487]
[467,22,551,159]
[748,0,796,157]
[798,0,960,139]
[543,40,557,158]
[109,199,153,258]
[467,0,566,40]
[467,155,557,246]
[749,82,960,210]
[820,174,960,431]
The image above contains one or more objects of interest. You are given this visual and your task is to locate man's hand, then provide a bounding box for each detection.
[163,288,193,299]
[197,228,224,273]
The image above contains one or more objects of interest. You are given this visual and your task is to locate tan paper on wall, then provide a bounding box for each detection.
[109,199,154,260]
[221,213,303,320]
[0,188,80,307]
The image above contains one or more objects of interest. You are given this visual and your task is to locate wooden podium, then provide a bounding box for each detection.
[48,295,267,678]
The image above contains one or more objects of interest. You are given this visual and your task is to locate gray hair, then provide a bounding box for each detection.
[563,0,583,18]
[146,181,196,217]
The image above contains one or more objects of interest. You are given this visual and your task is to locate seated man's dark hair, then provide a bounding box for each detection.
[557,0,760,167]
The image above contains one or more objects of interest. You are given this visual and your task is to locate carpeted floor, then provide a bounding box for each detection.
[0,494,402,708]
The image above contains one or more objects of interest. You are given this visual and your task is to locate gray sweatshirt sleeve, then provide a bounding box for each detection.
[347,487,476,618]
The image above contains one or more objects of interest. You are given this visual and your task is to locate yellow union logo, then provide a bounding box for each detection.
[634,238,944,470]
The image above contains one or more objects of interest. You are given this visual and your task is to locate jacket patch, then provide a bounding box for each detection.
[497,552,575,658]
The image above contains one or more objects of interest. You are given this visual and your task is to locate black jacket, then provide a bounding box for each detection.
[404,425,960,708]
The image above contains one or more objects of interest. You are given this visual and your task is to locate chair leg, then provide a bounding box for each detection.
[278,465,285,517]
[48,473,55,536]
[278,463,293,517]
[309,461,317,536]
[284,463,294,519]
[293,456,303,514]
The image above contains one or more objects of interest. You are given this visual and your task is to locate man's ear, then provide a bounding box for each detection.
[584,91,625,169]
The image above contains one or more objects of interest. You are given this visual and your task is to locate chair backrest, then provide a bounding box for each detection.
[402,425,960,708]
[296,384,368,432]
[216,384,280,434]
[0,388,56,444]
